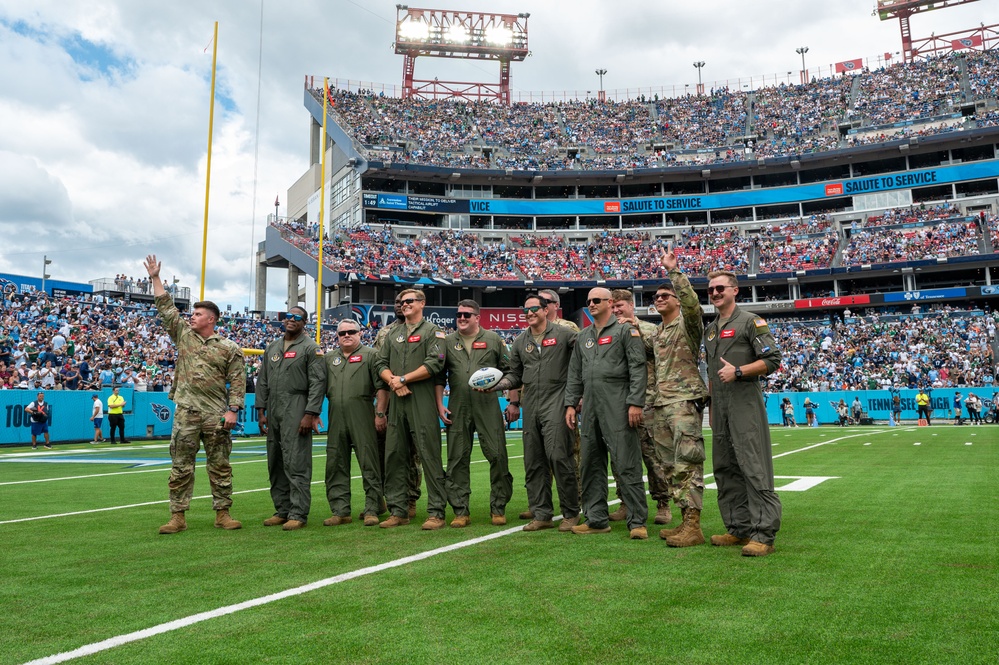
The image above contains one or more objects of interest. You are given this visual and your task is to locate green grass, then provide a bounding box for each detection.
[1,425,997,664]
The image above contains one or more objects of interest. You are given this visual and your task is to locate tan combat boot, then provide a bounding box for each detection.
[450,515,471,528]
[654,501,672,525]
[263,515,287,527]
[608,505,628,521]
[159,512,187,535]
[519,510,534,520]
[379,515,411,528]
[323,515,352,526]
[491,513,507,526]
[741,540,776,557]
[710,532,750,547]
[422,516,446,530]
[214,510,242,530]
[523,520,554,532]
[664,509,705,547]
[659,507,687,538]
[571,523,611,535]
[629,526,649,540]
[558,514,580,532]
[282,519,305,531]
[363,514,380,527]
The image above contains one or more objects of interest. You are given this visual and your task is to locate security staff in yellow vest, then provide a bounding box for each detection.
[107,386,129,444]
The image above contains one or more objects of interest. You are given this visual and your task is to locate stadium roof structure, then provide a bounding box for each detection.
[877,0,998,61]
[393,5,529,104]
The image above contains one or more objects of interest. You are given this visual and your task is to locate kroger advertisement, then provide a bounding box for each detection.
[362,160,999,216]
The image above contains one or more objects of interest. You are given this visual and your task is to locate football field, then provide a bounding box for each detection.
[1,425,996,664]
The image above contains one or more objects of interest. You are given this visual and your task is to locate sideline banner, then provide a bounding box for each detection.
[764,388,996,425]
[0,390,523,445]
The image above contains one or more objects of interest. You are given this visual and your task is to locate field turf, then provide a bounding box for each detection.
[1,424,996,664]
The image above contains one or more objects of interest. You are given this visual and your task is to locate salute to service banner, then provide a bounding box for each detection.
[362,160,999,217]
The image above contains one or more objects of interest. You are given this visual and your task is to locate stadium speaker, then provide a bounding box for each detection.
[701,169,711,178]
[450,172,461,180]
[899,144,909,153]
[791,160,801,170]
[531,175,543,184]
[616,174,625,183]
[524,279,533,286]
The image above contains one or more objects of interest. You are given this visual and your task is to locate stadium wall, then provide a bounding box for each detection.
[2,388,995,445]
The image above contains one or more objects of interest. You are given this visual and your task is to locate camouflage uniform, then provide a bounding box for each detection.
[374,321,422,505]
[155,293,245,513]
[374,319,447,519]
[504,322,579,522]
[256,333,326,523]
[642,270,709,512]
[565,318,648,530]
[439,329,514,517]
[324,345,386,518]
[704,306,782,546]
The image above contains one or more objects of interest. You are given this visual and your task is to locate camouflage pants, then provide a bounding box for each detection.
[168,406,234,513]
[611,409,670,505]
[647,401,706,511]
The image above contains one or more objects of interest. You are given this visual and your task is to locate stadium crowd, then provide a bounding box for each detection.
[318,50,999,170]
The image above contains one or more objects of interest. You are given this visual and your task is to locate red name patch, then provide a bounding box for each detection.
[348,355,362,363]
[472,341,487,349]
[720,329,736,338]
[598,336,612,345]
[408,335,421,343]
[542,338,557,347]
[283,351,297,358]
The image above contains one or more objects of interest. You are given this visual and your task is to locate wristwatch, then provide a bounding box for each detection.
[734,367,743,380]
[228,406,240,413]
[375,411,387,418]
[399,375,407,385]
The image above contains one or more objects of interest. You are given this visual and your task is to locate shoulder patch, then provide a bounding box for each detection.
[755,318,767,328]
[630,328,640,337]
[435,331,446,339]
[315,349,324,356]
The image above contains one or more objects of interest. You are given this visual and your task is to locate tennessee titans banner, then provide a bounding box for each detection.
[835,58,863,73]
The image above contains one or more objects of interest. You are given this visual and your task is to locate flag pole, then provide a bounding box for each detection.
[200,21,219,301]
[316,77,329,344]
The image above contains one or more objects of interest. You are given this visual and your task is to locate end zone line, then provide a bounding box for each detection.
[24,522,530,665]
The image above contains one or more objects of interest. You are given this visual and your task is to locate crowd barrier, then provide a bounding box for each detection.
[1,387,994,446]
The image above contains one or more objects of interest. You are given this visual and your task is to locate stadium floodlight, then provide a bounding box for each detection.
[395,7,529,103]
[796,46,809,83]
[693,61,705,95]
[595,68,607,102]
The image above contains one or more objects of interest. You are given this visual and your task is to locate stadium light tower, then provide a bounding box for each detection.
[693,61,705,95]
[42,255,52,295]
[394,6,530,104]
[796,46,809,84]
[595,68,607,102]
[876,0,993,62]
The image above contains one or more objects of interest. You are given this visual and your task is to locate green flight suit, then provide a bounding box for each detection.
[704,305,782,545]
[505,323,579,522]
[257,334,326,523]
[324,345,386,518]
[375,319,446,519]
[374,321,422,505]
[439,328,514,518]
[565,319,648,530]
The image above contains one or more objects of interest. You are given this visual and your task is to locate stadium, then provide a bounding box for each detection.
[3,2,999,664]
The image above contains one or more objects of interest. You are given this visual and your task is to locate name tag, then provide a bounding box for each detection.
[472,341,487,349]
[598,336,612,345]
[283,351,297,358]
[720,329,736,339]
[542,338,557,347]
[348,355,362,363]
[408,335,421,343]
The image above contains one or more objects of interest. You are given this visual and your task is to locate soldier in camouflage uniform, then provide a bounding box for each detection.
[374,296,422,517]
[375,289,448,530]
[639,247,710,547]
[436,300,514,527]
[493,295,579,532]
[704,269,783,557]
[323,319,389,527]
[610,289,671,526]
[144,255,245,535]
[256,306,326,530]
[565,287,649,539]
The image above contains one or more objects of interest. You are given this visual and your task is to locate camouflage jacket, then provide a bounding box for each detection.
[155,293,245,413]
[643,270,708,407]
[373,320,402,351]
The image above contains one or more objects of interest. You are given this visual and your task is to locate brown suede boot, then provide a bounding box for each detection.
[523,520,554,532]
[214,510,242,530]
[491,513,507,526]
[263,515,287,527]
[450,515,471,528]
[158,512,187,534]
[558,514,580,532]
[282,519,306,531]
[653,501,672,525]
[741,540,776,557]
[664,509,705,547]
[711,532,750,547]
[422,516,446,530]
[659,507,687,538]
[608,505,628,521]
[519,510,534,520]
[379,515,411,528]
[363,514,380,527]
[629,526,649,540]
[322,515,352,526]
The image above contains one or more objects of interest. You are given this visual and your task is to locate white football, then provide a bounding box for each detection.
[468,367,503,390]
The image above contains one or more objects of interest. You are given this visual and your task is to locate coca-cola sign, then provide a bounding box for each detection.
[794,295,871,309]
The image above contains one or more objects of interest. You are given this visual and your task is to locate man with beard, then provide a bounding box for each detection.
[257,307,326,531]
[703,270,782,557]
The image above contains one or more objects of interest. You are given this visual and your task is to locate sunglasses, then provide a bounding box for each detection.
[706,285,731,295]
[654,292,676,301]
[337,330,359,337]
[523,305,543,314]
[286,314,306,322]
[400,298,423,306]
[456,312,476,319]
[586,298,607,305]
